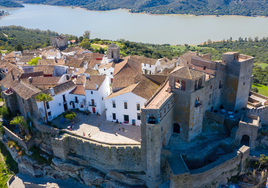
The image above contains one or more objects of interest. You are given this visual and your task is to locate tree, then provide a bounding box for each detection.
[251,87,259,93]
[65,112,76,121]
[35,93,54,123]
[258,154,268,170]
[79,36,84,42]
[10,116,26,134]
[28,57,41,66]
[16,44,23,52]
[79,38,91,50]
[75,37,79,44]
[83,30,90,40]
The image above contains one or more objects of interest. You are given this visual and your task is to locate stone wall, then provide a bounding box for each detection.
[3,126,35,150]
[51,134,144,173]
[169,146,250,188]
[248,106,268,125]
[205,111,225,124]
[33,118,59,135]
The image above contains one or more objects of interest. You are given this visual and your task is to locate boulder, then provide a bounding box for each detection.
[107,171,145,186]
[80,168,105,186]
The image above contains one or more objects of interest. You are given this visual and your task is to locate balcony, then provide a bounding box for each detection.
[195,101,202,108]
[88,102,96,107]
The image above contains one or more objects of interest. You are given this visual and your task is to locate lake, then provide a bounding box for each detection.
[1,4,268,44]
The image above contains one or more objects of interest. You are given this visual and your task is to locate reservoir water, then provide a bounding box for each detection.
[1,4,268,44]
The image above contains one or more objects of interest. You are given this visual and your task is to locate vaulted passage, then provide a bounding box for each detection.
[241,135,250,146]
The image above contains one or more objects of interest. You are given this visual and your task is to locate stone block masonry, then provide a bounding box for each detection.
[51,134,144,173]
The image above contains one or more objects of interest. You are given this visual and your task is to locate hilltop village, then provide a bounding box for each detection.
[1,35,268,188]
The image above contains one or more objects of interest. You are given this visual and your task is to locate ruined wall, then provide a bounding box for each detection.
[248,107,268,125]
[51,134,144,173]
[205,111,225,125]
[170,146,250,188]
[3,126,35,150]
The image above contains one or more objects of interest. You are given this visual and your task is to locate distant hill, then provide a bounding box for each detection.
[0,0,24,7]
[20,0,268,16]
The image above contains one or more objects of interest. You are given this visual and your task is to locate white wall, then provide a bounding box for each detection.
[68,94,86,111]
[141,63,157,74]
[105,92,146,126]
[85,76,110,114]
[106,67,114,85]
[37,87,75,121]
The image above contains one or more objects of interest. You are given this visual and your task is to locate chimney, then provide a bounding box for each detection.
[17,75,20,82]
[11,71,14,81]
[50,87,55,96]
[95,84,99,90]
[28,77,33,85]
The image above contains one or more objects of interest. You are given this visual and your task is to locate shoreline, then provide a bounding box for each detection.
[20,3,268,18]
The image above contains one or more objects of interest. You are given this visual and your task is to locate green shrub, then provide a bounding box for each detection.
[65,112,76,121]
[0,126,4,136]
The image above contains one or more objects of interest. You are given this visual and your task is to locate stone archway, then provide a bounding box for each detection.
[241,135,250,146]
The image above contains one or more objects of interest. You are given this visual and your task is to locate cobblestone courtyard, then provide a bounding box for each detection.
[52,111,141,145]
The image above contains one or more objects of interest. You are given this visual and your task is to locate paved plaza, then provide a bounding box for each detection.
[52,111,141,145]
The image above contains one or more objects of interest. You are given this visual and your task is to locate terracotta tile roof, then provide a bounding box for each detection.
[75,75,86,84]
[158,57,171,65]
[38,59,56,66]
[22,77,60,85]
[9,80,41,100]
[128,55,157,65]
[113,58,141,76]
[85,75,105,90]
[88,59,102,69]
[112,64,138,90]
[142,74,167,85]
[33,66,55,75]
[40,80,75,96]
[170,66,205,80]
[106,75,159,100]
[20,71,44,79]
[66,68,85,75]
[84,68,99,75]
[18,56,34,63]
[98,62,114,70]
[180,51,200,62]
[65,58,86,68]
[70,84,85,95]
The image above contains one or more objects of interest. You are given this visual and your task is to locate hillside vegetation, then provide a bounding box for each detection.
[20,0,268,16]
[0,0,24,7]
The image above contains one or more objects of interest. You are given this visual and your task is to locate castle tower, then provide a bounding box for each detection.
[169,66,206,142]
[107,43,120,63]
[222,52,254,111]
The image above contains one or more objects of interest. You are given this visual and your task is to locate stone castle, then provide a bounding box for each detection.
[2,45,268,188]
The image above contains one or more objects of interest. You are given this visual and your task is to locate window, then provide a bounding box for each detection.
[48,111,51,116]
[148,116,156,124]
[104,69,106,71]
[137,113,141,120]
[243,82,245,85]
[102,97,103,100]
[91,91,93,94]
[112,113,116,120]
[210,85,212,89]
[62,95,66,102]
[219,80,222,89]
[110,72,113,75]
[112,101,116,108]
[203,66,206,70]
[137,103,140,111]
[46,102,50,109]
[91,99,95,106]
[75,97,78,103]
[124,102,128,109]
[160,112,162,118]
[164,108,166,113]
[181,80,186,90]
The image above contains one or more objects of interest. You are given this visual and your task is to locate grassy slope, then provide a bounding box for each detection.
[252,84,268,96]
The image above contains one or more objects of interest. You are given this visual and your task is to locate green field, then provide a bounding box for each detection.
[256,63,268,69]
[252,84,268,96]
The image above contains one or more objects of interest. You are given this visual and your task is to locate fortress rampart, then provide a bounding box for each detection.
[51,134,144,173]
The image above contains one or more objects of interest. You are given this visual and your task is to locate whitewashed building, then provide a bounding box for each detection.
[105,76,159,126]
[85,75,110,114]
[36,81,76,122]
[98,62,115,84]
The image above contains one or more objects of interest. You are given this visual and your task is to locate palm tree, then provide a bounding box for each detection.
[35,93,54,123]
[10,116,25,134]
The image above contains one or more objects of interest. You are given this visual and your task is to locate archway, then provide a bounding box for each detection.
[173,123,180,133]
[198,78,202,88]
[241,135,250,146]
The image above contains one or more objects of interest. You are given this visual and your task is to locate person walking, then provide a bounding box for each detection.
[119,126,121,131]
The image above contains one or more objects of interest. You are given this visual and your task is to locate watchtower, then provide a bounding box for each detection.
[169,66,206,142]
[222,52,254,111]
[107,43,120,63]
